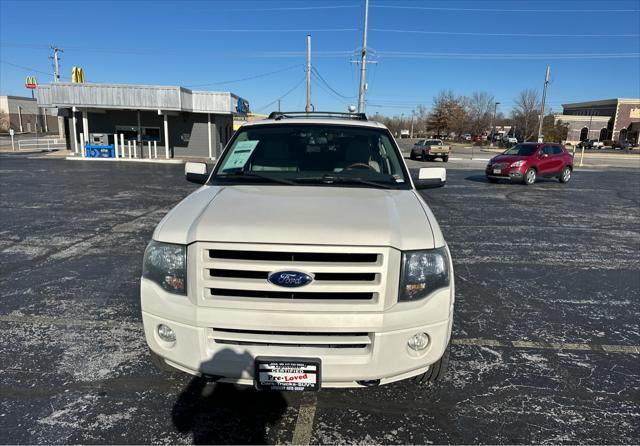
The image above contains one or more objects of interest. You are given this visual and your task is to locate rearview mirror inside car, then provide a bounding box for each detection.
[185,162,209,184]
[415,167,446,189]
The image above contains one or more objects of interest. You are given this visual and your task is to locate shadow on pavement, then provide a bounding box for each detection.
[171,349,288,444]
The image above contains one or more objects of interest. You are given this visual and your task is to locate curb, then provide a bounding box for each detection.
[65,157,185,164]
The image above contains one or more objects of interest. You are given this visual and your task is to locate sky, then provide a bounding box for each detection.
[1,0,639,117]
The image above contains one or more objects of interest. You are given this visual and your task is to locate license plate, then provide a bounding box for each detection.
[435,153,442,156]
[493,168,502,174]
[255,357,321,391]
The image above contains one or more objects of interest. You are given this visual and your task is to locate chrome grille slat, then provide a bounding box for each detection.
[209,328,372,349]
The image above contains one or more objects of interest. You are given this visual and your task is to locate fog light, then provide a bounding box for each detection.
[408,332,430,351]
[157,324,176,343]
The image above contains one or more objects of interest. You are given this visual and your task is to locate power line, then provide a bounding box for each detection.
[370,4,640,13]
[311,67,356,99]
[0,59,65,78]
[255,75,308,112]
[371,28,640,38]
[186,64,303,87]
[184,28,358,33]
[215,4,359,11]
[375,51,640,60]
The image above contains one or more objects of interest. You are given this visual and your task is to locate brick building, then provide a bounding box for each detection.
[554,98,640,145]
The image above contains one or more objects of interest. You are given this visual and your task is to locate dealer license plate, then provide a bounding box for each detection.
[493,168,502,174]
[255,357,321,391]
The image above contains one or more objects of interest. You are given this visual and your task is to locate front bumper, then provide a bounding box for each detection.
[486,165,525,181]
[141,282,454,388]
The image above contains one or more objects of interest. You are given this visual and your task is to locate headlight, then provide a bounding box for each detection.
[399,248,450,302]
[510,160,525,168]
[143,241,186,295]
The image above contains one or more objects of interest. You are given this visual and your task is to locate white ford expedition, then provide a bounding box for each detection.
[141,112,454,390]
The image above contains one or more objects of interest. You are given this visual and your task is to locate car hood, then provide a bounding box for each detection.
[490,154,530,164]
[153,185,439,250]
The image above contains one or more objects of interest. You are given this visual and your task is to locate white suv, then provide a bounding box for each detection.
[141,112,455,390]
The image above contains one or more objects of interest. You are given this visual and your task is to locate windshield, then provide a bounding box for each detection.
[503,144,539,156]
[211,124,409,188]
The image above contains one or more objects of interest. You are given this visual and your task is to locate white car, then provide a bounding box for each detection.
[505,136,518,144]
[141,112,455,390]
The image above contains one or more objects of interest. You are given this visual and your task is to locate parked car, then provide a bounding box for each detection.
[141,111,454,390]
[578,139,603,149]
[504,136,518,144]
[410,139,450,162]
[485,142,573,185]
[612,140,636,150]
[462,133,471,141]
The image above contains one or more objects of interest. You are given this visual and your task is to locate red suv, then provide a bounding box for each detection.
[485,143,573,185]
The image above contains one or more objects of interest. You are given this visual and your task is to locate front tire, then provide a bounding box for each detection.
[559,166,572,183]
[523,168,536,185]
[410,344,450,385]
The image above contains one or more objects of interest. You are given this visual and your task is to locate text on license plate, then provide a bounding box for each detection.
[255,358,320,391]
[493,168,502,174]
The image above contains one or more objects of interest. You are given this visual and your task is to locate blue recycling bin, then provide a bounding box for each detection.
[85,144,115,158]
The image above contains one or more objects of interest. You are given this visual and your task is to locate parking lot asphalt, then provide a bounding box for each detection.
[1,156,639,444]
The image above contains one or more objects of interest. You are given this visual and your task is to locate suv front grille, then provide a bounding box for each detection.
[196,243,394,308]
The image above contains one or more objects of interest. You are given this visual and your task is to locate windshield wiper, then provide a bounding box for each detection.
[294,174,395,189]
[216,171,297,186]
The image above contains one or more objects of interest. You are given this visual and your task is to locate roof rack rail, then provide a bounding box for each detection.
[267,111,368,121]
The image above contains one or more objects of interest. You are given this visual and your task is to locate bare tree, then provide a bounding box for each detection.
[512,89,541,141]
[466,91,495,136]
[426,90,468,137]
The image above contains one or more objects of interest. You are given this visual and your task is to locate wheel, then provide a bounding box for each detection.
[410,344,450,385]
[442,155,449,162]
[523,168,536,185]
[559,166,572,183]
[149,348,179,374]
[487,177,499,183]
[410,152,416,160]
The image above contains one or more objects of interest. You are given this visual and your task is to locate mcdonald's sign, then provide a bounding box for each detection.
[25,76,37,89]
[71,66,85,83]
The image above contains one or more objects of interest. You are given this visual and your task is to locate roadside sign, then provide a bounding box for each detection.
[25,76,37,89]
[9,128,15,151]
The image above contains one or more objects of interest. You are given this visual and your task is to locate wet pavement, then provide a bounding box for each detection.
[0,157,638,444]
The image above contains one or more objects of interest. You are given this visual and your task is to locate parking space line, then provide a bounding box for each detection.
[453,338,640,354]
[291,393,317,446]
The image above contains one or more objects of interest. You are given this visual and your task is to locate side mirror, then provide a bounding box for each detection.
[415,167,446,189]
[185,162,209,184]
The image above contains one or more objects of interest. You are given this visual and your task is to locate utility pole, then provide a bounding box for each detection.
[410,110,415,138]
[306,34,312,113]
[357,0,369,113]
[50,46,63,82]
[537,65,550,142]
[490,101,500,148]
[277,99,281,112]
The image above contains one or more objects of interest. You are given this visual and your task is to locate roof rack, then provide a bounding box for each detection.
[267,111,368,121]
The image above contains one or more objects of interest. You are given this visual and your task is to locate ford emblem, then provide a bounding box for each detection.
[268,271,313,288]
